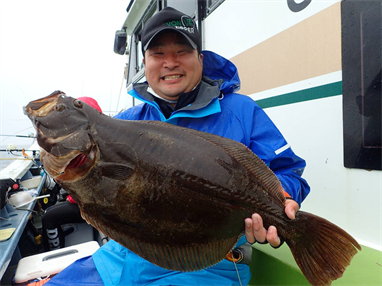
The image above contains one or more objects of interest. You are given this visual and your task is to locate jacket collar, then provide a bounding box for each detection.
[131,76,222,115]
[129,51,240,122]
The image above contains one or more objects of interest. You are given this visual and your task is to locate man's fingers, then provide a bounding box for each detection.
[245,218,255,244]
[245,214,286,248]
[285,200,299,220]
[245,214,267,244]
[267,226,281,248]
[251,213,267,243]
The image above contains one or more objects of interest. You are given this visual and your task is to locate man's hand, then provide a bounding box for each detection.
[244,199,299,248]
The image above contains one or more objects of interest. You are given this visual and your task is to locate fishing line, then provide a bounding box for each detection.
[231,253,243,286]
[115,70,126,114]
[0,126,35,144]
[15,84,27,103]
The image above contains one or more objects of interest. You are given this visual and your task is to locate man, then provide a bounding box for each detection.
[46,7,309,286]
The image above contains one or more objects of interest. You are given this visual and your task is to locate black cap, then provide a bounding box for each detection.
[141,7,201,56]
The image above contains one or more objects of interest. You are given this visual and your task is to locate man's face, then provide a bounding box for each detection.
[143,31,203,102]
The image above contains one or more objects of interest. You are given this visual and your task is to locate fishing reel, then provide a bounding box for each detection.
[40,175,62,210]
[0,178,22,208]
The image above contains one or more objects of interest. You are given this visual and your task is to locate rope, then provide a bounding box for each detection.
[231,253,243,286]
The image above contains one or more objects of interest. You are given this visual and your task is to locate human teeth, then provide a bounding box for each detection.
[164,75,181,80]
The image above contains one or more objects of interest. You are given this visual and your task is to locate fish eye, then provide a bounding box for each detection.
[55,104,65,112]
[73,100,83,109]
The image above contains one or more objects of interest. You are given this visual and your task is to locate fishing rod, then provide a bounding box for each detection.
[0,134,35,138]
[0,149,39,152]
[0,158,35,161]
[0,148,40,161]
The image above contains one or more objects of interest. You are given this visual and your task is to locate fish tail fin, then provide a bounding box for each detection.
[285,211,361,286]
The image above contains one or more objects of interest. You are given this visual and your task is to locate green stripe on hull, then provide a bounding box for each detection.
[256,81,343,109]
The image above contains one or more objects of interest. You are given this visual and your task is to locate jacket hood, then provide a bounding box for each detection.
[201,50,241,94]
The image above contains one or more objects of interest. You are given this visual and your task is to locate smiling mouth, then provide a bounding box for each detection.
[163,75,182,80]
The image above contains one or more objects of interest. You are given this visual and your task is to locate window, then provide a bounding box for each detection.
[164,0,198,18]
[125,0,224,91]
[126,0,200,89]
[205,0,224,18]
[125,2,157,89]
[342,0,382,170]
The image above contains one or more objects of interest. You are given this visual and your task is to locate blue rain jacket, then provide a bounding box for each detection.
[45,50,310,286]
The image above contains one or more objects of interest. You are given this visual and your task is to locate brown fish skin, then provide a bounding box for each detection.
[24,91,361,285]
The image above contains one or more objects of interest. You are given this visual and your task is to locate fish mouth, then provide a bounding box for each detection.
[66,153,89,169]
[24,90,64,119]
[41,145,98,183]
[23,91,68,144]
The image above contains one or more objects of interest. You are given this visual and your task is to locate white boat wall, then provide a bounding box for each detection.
[114,0,381,285]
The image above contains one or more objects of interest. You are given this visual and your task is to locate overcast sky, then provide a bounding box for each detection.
[0,0,129,148]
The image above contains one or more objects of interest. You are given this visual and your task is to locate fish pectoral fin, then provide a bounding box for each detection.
[99,162,134,180]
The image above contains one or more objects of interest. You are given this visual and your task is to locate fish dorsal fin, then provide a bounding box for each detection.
[144,120,285,202]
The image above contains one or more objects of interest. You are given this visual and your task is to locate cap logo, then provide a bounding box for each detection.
[166,15,195,34]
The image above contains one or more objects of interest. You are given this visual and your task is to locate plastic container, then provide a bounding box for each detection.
[20,176,42,189]
[14,241,100,283]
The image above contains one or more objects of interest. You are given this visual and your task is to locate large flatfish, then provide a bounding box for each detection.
[24,91,361,285]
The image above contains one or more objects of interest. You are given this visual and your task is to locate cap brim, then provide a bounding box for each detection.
[143,28,197,51]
